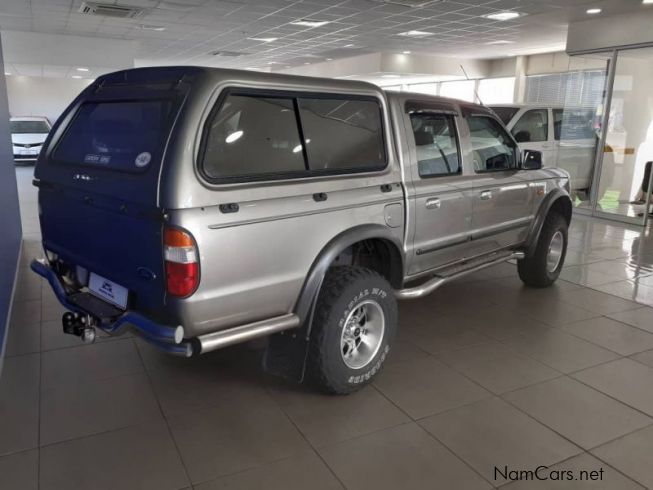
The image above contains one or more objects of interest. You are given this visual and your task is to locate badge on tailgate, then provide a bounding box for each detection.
[88,273,128,309]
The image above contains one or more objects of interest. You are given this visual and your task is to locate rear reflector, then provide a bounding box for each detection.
[164,227,199,297]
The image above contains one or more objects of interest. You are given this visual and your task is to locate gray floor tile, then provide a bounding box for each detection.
[0,449,38,490]
[40,373,161,445]
[40,421,190,490]
[503,377,652,449]
[593,280,653,307]
[269,383,409,446]
[319,422,491,490]
[607,307,653,333]
[194,451,343,490]
[514,299,599,327]
[438,341,560,394]
[373,356,491,419]
[402,318,492,355]
[463,305,552,341]
[560,317,653,356]
[5,315,40,356]
[573,358,653,417]
[40,319,125,352]
[383,335,431,366]
[591,425,653,489]
[559,289,640,315]
[420,397,581,485]
[501,327,620,373]
[560,266,623,287]
[168,402,311,483]
[501,452,644,489]
[630,349,653,368]
[41,338,143,389]
[0,354,39,456]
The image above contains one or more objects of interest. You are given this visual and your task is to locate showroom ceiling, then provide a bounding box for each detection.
[0,0,650,72]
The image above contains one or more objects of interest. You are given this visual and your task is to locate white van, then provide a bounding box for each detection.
[490,105,599,194]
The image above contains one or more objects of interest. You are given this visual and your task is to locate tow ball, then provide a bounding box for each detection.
[62,312,97,344]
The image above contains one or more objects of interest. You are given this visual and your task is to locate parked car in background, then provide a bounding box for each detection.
[31,67,571,394]
[490,104,598,198]
[10,116,51,164]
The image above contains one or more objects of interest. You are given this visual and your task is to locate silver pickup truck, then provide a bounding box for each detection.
[31,67,571,394]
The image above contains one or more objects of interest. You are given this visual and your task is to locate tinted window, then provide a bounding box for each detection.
[410,113,460,177]
[511,109,548,142]
[468,116,517,172]
[297,98,385,171]
[555,109,596,140]
[202,95,305,180]
[10,120,50,134]
[54,100,176,172]
[490,107,519,125]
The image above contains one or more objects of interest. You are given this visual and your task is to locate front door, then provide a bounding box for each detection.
[510,108,555,167]
[466,114,535,252]
[404,104,474,275]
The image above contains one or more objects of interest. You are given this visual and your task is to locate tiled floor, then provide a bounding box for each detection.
[4,165,653,489]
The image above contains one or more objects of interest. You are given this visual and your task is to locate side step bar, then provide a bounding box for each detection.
[197,313,301,354]
[395,250,525,300]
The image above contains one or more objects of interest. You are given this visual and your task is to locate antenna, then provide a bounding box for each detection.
[460,64,485,106]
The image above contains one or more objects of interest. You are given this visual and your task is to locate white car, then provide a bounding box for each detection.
[490,105,599,195]
[11,116,51,164]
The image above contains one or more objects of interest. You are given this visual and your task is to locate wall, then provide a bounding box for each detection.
[0,33,23,374]
[6,75,91,124]
[567,10,653,54]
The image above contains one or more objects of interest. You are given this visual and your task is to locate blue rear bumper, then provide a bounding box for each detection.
[31,259,192,356]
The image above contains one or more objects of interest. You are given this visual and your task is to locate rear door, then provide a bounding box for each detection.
[34,70,190,315]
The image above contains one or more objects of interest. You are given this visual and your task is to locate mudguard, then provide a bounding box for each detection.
[524,188,572,257]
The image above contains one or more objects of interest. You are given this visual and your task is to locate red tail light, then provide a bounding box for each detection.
[164,227,199,297]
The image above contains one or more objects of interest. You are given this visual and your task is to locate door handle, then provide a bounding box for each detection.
[425,197,441,209]
[480,190,492,200]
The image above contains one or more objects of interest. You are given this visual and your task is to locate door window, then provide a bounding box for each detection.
[468,116,518,172]
[511,109,548,143]
[410,113,461,177]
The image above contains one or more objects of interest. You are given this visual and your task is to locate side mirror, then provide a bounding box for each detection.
[522,150,543,170]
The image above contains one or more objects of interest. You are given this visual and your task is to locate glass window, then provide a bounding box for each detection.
[407,82,439,95]
[490,106,520,125]
[555,108,597,141]
[440,80,476,102]
[297,98,386,171]
[201,95,306,180]
[478,77,515,104]
[511,109,549,142]
[468,116,517,172]
[10,120,50,134]
[410,113,460,177]
[54,100,177,172]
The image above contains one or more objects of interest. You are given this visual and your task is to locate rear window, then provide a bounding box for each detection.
[10,120,50,134]
[200,91,387,182]
[53,100,177,172]
[489,107,519,125]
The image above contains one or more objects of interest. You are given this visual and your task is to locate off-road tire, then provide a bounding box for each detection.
[308,266,397,394]
[518,212,568,288]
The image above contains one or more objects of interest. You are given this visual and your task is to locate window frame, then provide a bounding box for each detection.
[466,114,520,174]
[197,87,389,185]
[511,108,549,143]
[408,111,463,179]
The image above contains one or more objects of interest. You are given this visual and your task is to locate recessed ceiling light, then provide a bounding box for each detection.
[343,44,356,48]
[290,19,329,28]
[76,67,89,72]
[71,75,83,79]
[248,37,278,43]
[4,72,11,76]
[138,24,166,31]
[398,30,434,37]
[586,8,602,14]
[486,40,515,45]
[484,11,521,21]
[304,62,310,65]
[326,58,333,61]
[402,50,411,54]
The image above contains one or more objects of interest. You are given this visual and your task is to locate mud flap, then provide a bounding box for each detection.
[262,323,311,382]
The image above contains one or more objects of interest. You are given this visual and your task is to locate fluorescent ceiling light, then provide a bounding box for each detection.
[326,58,333,61]
[644,0,653,4]
[586,8,601,14]
[71,75,83,79]
[248,37,277,42]
[138,24,166,31]
[486,40,515,45]
[4,72,10,76]
[344,43,356,48]
[484,12,521,21]
[381,74,400,78]
[398,30,434,37]
[290,19,329,28]
[76,67,89,72]
[402,50,411,54]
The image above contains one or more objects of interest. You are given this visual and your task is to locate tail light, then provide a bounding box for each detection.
[164,227,199,297]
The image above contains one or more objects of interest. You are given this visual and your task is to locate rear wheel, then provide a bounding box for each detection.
[308,266,397,394]
[518,212,568,288]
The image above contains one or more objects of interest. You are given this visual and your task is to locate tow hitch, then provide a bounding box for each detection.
[62,311,97,344]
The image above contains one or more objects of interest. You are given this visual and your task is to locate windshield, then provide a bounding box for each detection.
[53,99,178,172]
[10,120,50,134]
[489,107,519,126]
